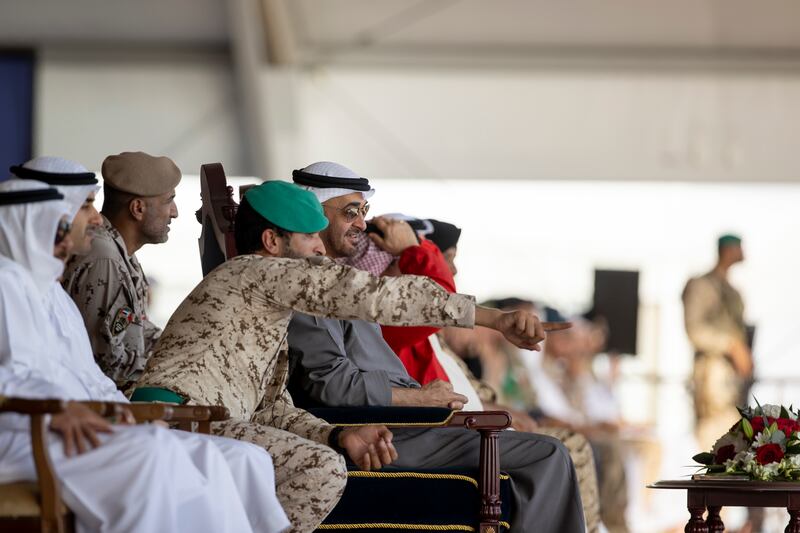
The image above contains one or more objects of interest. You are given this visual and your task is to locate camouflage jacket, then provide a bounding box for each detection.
[682,271,747,356]
[62,216,161,386]
[137,254,475,445]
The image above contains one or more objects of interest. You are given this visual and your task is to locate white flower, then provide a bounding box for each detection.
[754,429,787,449]
[732,450,755,467]
[712,431,748,456]
[761,404,782,418]
[752,462,781,480]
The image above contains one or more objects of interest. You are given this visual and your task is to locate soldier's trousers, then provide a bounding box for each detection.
[693,353,741,451]
[391,427,586,533]
[213,418,348,533]
[536,426,601,533]
[590,434,629,533]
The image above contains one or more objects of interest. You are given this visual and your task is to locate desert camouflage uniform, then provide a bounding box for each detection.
[683,272,747,450]
[62,216,160,386]
[137,254,475,532]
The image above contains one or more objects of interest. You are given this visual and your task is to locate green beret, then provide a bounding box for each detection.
[718,234,742,248]
[244,180,328,233]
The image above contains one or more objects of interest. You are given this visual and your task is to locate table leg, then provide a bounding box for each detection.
[686,489,709,533]
[686,506,709,533]
[706,506,724,533]
[787,509,800,533]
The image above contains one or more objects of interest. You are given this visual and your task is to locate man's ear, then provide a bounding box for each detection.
[129,198,147,222]
[261,228,283,255]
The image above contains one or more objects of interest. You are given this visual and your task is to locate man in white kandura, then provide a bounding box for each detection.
[0,158,290,533]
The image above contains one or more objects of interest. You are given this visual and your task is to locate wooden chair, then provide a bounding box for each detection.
[197,163,514,532]
[0,396,230,533]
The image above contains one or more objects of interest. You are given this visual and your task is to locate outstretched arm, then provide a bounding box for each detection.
[475,306,572,352]
[257,257,569,349]
[256,256,475,328]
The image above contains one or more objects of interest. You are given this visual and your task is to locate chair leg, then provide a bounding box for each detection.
[31,414,65,533]
[478,429,502,531]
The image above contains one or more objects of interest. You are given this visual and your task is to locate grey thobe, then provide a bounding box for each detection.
[287,313,586,533]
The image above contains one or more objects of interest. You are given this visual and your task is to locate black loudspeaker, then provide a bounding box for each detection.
[591,269,639,355]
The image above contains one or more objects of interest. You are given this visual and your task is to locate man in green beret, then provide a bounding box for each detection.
[63,151,180,388]
[683,234,752,451]
[134,179,552,532]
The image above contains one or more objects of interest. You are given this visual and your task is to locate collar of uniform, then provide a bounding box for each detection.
[99,214,141,271]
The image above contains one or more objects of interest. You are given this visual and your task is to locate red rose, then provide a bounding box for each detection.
[714,444,736,464]
[755,443,784,465]
[750,417,765,433]
[776,418,799,436]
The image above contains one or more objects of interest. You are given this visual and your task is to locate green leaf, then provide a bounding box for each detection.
[787,445,800,455]
[782,406,791,419]
[753,397,770,424]
[770,422,779,434]
[693,452,715,465]
[742,418,754,440]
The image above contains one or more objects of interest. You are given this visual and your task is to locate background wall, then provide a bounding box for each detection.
[35,48,248,175]
[33,58,800,182]
[291,66,800,182]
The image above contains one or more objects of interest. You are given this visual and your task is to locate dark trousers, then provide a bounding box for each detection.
[391,427,586,533]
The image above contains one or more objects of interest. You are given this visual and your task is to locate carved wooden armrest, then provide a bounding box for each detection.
[81,401,230,434]
[0,396,67,415]
[151,404,230,434]
[447,411,512,431]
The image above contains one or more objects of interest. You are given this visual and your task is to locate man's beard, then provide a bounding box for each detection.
[284,248,306,260]
[337,229,361,258]
[142,217,170,244]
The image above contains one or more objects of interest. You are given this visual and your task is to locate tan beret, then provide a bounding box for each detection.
[101,151,181,196]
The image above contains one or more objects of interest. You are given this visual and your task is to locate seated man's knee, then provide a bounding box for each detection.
[300,442,347,491]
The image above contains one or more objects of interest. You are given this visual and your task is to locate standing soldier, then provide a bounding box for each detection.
[63,151,179,388]
[682,234,752,451]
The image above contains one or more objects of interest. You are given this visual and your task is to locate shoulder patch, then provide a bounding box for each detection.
[111,307,136,335]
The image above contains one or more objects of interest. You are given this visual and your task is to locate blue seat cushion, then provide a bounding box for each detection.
[308,406,454,426]
[318,466,513,532]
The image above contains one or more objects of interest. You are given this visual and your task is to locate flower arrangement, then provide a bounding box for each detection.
[693,402,800,481]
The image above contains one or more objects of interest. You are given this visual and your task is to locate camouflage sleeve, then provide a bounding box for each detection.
[63,257,151,385]
[258,257,475,328]
[682,278,733,354]
[142,318,162,355]
[252,361,334,445]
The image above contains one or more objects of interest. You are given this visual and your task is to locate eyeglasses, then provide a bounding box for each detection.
[328,202,370,222]
[54,218,72,245]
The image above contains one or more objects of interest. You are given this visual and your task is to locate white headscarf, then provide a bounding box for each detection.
[295,161,375,203]
[12,156,98,218]
[0,180,70,293]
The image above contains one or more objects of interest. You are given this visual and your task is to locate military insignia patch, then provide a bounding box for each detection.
[111,307,135,335]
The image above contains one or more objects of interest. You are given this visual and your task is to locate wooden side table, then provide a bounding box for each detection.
[648,479,800,533]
